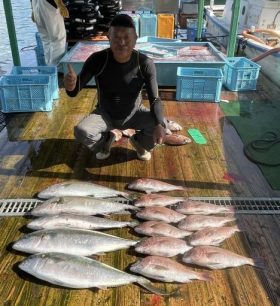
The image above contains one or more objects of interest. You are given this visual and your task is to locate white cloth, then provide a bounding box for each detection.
[31,0,66,65]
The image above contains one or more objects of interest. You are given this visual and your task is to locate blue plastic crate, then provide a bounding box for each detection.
[187,27,206,41]
[0,75,53,113]
[35,32,46,66]
[223,57,261,91]
[176,67,223,102]
[11,66,59,100]
[139,13,157,37]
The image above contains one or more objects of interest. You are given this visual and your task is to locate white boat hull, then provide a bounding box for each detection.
[205,9,280,87]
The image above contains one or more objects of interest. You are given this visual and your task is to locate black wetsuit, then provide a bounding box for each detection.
[66,48,165,126]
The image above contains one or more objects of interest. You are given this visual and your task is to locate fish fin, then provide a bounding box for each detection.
[137,277,176,296]
[129,220,140,228]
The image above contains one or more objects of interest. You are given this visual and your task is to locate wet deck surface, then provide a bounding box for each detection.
[0,73,280,305]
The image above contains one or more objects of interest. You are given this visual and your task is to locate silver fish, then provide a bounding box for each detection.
[130,256,211,283]
[19,252,171,295]
[188,225,241,246]
[127,178,187,194]
[175,200,235,215]
[178,215,235,231]
[134,221,192,238]
[135,236,192,257]
[182,246,264,269]
[136,206,186,223]
[38,181,130,199]
[27,213,139,230]
[31,196,137,216]
[13,228,138,256]
[134,194,186,207]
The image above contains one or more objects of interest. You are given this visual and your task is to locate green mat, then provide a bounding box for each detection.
[220,101,280,190]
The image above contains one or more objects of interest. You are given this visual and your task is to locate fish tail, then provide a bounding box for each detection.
[199,271,212,282]
[251,257,266,269]
[129,220,140,228]
[137,277,175,296]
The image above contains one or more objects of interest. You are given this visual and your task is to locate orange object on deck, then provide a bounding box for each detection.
[157,14,174,38]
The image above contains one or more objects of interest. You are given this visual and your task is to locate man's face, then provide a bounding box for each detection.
[108,26,137,63]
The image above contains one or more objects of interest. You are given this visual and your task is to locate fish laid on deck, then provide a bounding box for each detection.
[18,252,171,295]
[38,181,130,199]
[135,236,192,257]
[130,256,211,283]
[178,215,235,231]
[27,213,139,230]
[188,225,242,246]
[175,200,235,215]
[127,178,187,193]
[134,221,192,238]
[182,246,264,269]
[13,228,139,256]
[164,134,192,146]
[136,206,186,223]
[31,196,137,216]
[134,194,186,207]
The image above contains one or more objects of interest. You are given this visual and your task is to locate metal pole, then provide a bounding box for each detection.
[3,0,21,66]
[227,0,241,57]
[196,0,205,40]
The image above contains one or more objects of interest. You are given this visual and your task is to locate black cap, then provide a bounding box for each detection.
[110,14,136,30]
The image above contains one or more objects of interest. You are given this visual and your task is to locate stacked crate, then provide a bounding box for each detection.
[157,14,174,39]
[139,11,157,37]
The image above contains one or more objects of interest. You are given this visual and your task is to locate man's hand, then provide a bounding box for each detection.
[55,0,69,18]
[153,124,166,145]
[64,64,77,91]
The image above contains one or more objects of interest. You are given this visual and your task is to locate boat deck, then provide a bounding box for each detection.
[0,73,279,306]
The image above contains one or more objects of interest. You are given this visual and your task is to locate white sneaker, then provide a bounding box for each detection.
[130,136,151,161]
[96,151,111,160]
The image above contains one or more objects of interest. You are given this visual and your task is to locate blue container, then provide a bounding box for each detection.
[139,12,157,37]
[223,57,261,91]
[11,66,59,100]
[187,27,206,41]
[0,75,53,113]
[137,36,181,43]
[176,67,223,102]
[35,32,46,66]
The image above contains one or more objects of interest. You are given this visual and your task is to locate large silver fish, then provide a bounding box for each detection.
[38,181,130,199]
[175,200,235,215]
[136,206,186,223]
[135,236,192,257]
[130,256,211,283]
[134,194,186,207]
[127,178,187,194]
[13,228,138,256]
[19,252,171,295]
[31,196,137,216]
[188,225,241,246]
[134,221,192,238]
[178,215,235,231]
[27,213,139,230]
[182,246,264,269]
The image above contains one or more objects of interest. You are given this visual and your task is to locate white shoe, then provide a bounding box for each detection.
[130,136,151,161]
[96,151,111,160]
[166,120,182,131]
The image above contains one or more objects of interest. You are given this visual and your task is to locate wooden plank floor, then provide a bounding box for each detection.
[0,74,279,306]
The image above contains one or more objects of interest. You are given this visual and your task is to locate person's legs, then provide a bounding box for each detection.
[74,113,113,159]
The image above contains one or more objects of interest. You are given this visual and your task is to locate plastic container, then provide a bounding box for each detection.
[139,12,157,37]
[0,75,53,113]
[137,36,181,43]
[223,57,261,91]
[176,67,223,102]
[11,66,59,100]
[35,32,46,66]
[157,14,174,39]
[187,27,206,41]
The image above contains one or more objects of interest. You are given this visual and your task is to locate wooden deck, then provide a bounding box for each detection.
[0,73,279,306]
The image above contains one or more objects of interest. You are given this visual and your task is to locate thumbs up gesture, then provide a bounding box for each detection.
[64,64,77,91]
